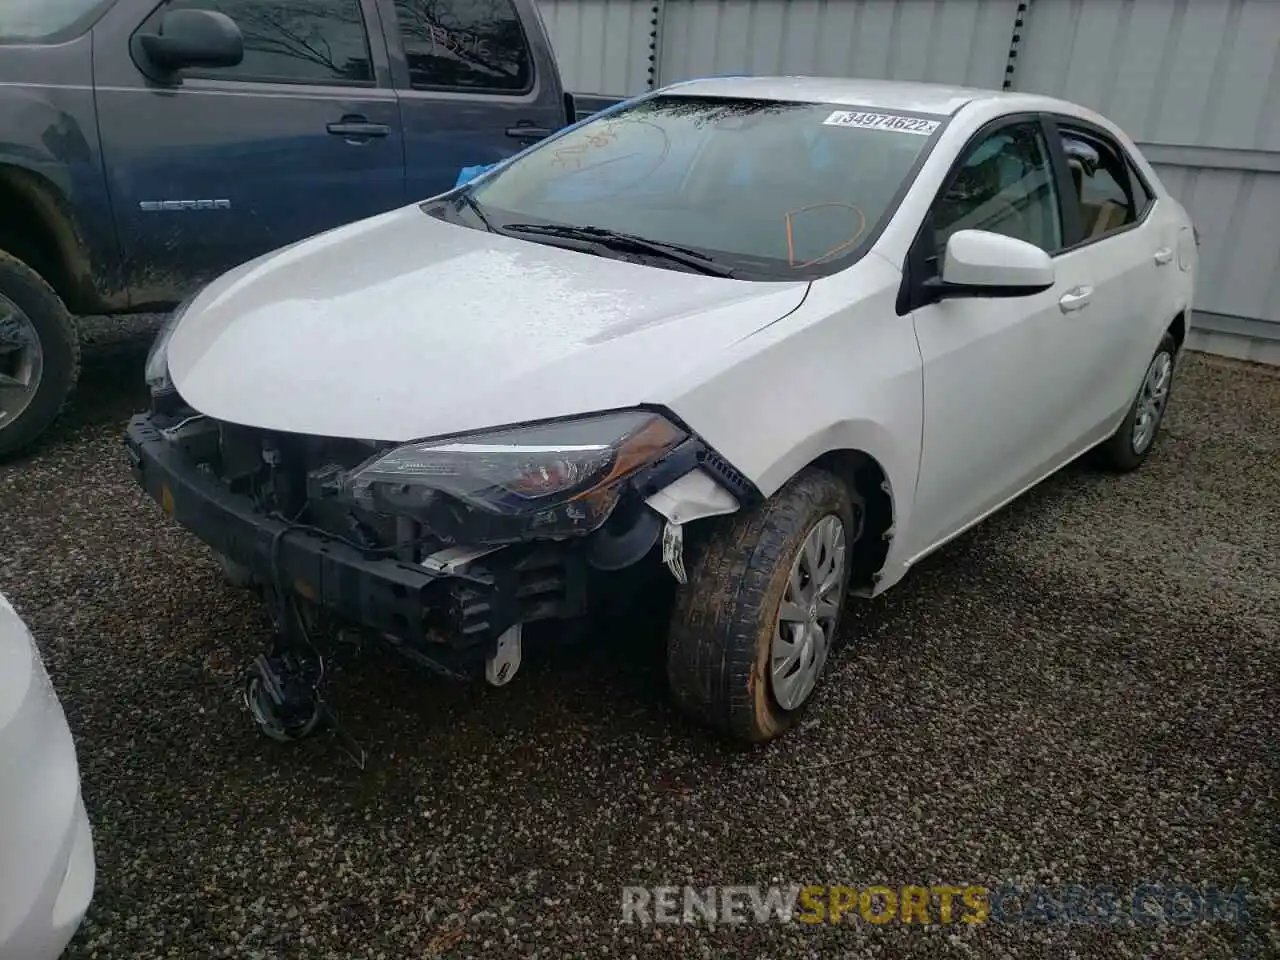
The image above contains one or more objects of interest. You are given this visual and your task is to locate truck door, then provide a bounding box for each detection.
[379,0,567,202]
[92,0,407,307]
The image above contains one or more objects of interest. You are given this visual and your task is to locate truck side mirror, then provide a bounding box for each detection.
[134,9,244,82]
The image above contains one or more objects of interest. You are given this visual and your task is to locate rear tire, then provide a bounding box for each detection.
[666,468,857,743]
[0,251,79,459]
[1097,331,1177,472]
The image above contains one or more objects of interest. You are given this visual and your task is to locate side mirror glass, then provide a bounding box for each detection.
[930,229,1055,301]
[135,9,244,79]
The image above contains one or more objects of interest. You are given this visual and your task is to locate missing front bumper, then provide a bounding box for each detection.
[123,414,588,665]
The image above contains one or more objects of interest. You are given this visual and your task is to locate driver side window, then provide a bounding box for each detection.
[932,122,1064,256]
[138,0,375,85]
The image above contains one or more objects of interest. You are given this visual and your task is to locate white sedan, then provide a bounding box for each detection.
[127,77,1196,744]
[0,593,95,957]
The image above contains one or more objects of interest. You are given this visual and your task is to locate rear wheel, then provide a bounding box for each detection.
[1097,331,1177,472]
[0,251,79,459]
[666,468,858,743]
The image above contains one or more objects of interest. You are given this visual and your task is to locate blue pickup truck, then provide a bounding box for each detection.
[0,0,618,455]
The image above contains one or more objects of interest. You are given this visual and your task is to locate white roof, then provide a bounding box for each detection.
[661,75,1041,117]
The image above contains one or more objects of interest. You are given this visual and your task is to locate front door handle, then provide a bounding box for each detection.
[1058,285,1094,313]
[327,116,391,141]
[1154,247,1174,266]
[505,124,554,140]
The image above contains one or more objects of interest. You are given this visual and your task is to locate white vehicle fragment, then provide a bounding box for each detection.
[646,469,740,583]
[645,468,740,526]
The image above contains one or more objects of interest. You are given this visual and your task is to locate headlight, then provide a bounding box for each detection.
[145,295,195,396]
[345,411,686,541]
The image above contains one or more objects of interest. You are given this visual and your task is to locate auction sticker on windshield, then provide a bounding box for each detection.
[823,110,940,136]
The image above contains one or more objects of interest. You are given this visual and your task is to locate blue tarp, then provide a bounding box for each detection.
[454,163,498,188]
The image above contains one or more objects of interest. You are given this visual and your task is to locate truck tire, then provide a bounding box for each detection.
[0,250,80,459]
[666,468,857,743]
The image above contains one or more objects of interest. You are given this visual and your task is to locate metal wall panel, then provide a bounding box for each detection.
[1014,0,1279,151]
[538,0,655,96]
[1013,0,1280,334]
[1152,164,1280,328]
[656,0,1021,89]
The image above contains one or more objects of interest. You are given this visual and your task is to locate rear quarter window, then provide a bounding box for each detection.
[1127,157,1154,214]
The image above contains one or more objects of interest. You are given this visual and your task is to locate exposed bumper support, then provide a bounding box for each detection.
[123,414,586,659]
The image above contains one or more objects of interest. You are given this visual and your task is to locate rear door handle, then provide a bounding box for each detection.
[327,116,391,141]
[1058,285,1094,313]
[506,124,554,140]
[1154,247,1174,265]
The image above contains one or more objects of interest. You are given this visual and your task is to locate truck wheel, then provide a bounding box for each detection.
[666,468,857,743]
[0,251,80,459]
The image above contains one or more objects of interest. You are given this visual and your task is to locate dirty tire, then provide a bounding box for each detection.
[1096,331,1177,473]
[666,468,857,743]
[0,250,79,459]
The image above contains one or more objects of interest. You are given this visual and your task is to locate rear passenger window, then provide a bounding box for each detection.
[143,0,373,84]
[1057,128,1138,240]
[393,0,532,92]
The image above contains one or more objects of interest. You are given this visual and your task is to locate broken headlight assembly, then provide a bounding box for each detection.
[144,294,196,398]
[342,410,687,544]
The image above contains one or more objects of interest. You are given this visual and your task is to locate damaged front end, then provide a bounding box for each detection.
[124,396,755,696]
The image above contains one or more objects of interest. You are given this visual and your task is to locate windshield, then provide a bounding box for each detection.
[459,95,945,280]
[0,0,110,41]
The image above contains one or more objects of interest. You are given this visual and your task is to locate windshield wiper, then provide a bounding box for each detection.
[500,223,735,277]
[457,191,496,232]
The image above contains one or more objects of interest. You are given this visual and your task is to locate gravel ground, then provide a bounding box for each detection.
[1,321,1276,959]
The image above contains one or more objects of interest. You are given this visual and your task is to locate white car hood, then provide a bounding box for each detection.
[168,205,809,441]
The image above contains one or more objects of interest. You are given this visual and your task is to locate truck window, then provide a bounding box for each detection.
[140,0,374,85]
[391,0,532,92]
[1,0,112,42]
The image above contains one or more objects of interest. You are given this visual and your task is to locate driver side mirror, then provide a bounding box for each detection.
[134,9,244,82]
[924,229,1055,302]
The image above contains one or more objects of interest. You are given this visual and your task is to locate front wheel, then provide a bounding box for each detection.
[1097,331,1178,472]
[0,251,80,459]
[666,468,858,743]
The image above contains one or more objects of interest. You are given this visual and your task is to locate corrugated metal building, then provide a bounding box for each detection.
[539,0,1280,364]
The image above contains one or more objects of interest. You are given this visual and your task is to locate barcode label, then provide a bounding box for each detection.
[823,110,940,136]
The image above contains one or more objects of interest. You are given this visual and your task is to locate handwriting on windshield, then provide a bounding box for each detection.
[785,203,868,268]
[551,129,620,170]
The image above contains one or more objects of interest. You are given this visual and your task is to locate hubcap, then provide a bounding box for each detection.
[771,514,847,711]
[0,295,43,426]
[1131,350,1173,454]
